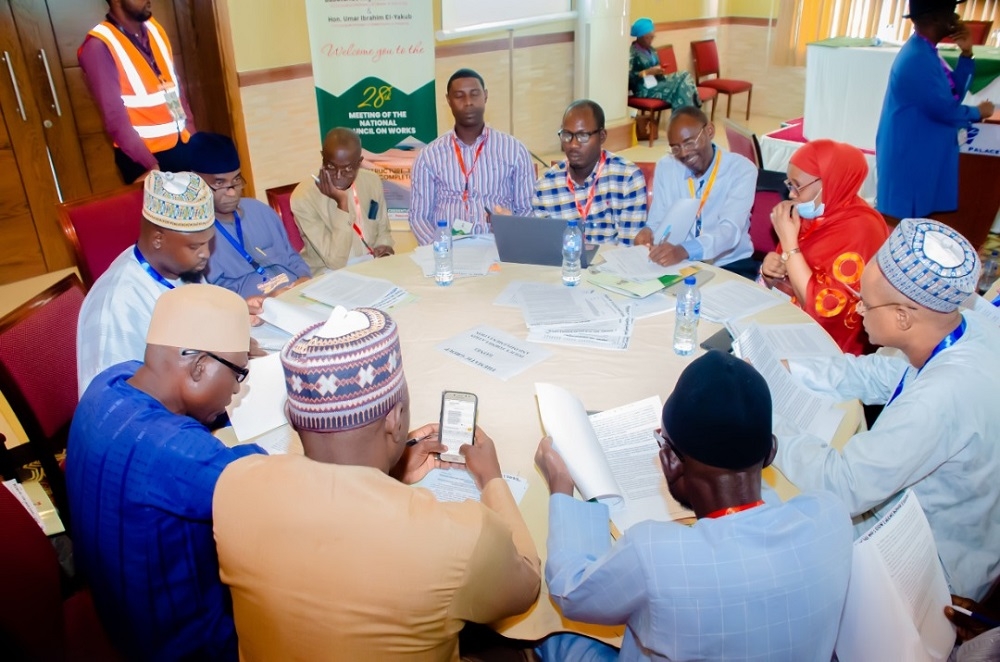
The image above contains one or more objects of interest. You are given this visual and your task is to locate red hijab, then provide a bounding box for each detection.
[780,140,890,355]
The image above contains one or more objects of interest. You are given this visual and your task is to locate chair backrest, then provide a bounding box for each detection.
[0,486,66,659]
[749,190,782,257]
[690,39,721,82]
[941,20,992,45]
[57,184,144,288]
[0,274,86,521]
[265,184,305,252]
[656,45,679,75]
[723,119,763,169]
[635,161,656,206]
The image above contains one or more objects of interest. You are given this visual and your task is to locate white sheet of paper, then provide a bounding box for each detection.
[259,298,328,336]
[250,322,292,352]
[417,469,529,505]
[410,239,498,277]
[699,280,784,323]
[527,304,634,351]
[835,491,955,662]
[535,383,622,506]
[436,325,551,380]
[599,245,692,281]
[226,353,288,443]
[726,321,842,359]
[631,292,674,319]
[492,280,536,307]
[643,74,658,89]
[300,270,404,309]
[966,294,1000,326]
[588,397,692,530]
[646,198,699,245]
[735,324,845,440]
[3,479,44,529]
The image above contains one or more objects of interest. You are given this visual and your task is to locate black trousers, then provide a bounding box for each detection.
[721,256,763,281]
[114,136,194,184]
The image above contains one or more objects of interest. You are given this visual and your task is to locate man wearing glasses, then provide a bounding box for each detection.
[291,127,395,272]
[533,350,852,660]
[532,99,649,244]
[68,284,266,661]
[775,218,1000,602]
[190,132,311,298]
[634,106,758,280]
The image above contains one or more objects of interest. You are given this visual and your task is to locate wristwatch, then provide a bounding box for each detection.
[780,248,801,263]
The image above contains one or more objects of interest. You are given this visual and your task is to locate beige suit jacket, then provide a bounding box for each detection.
[213,455,540,661]
[290,169,394,272]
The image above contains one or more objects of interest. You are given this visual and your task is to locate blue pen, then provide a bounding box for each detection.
[952,604,1000,629]
[658,224,672,244]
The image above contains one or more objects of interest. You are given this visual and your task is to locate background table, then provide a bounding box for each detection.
[236,255,863,643]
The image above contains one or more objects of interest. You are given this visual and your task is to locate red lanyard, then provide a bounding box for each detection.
[350,185,373,256]
[452,131,488,203]
[568,151,606,221]
[704,500,765,519]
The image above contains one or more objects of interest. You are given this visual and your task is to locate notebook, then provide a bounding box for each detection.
[491,215,599,268]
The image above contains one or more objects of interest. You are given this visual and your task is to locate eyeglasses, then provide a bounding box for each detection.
[668,126,706,156]
[843,283,918,315]
[784,177,820,195]
[653,428,683,459]
[181,349,249,383]
[207,176,246,193]
[557,129,601,145]
[321,159,363,177]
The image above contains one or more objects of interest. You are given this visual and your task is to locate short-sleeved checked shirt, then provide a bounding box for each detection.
[532,150,648,244]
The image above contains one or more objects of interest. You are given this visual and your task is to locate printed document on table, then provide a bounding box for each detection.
[258,298,328,336]
[227,353,288,443]
[410,237,498,277]
[599,245,693,281]
[963,293,1000,326]
[726,321,842,359]
[734,324,844,440]
[518,284,623,328]
[436,325,551,380]
[835,490,955,662]
[418,470,529,505]
[699,280,784,322]
[527,304,635,351]
[300,270,408,309]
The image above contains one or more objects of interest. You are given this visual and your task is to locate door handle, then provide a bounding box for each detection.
[38,49,62,117]
[1,50,27,121]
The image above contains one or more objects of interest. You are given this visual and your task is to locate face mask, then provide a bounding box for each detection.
[796,189,825,219]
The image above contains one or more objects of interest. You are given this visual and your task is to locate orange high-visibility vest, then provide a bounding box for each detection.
[87,18,190,153]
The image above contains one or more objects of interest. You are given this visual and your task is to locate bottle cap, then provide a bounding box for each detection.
[567,219,579,227]
[684,275,696,285]
[436,219,448,227]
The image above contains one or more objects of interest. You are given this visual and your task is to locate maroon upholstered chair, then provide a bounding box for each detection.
[628,97,669,147]
[749,189,782,260]
[656,44,679,74]
[635,161,656,206]
[0,486,120,660]
[941,20,992,46]
[265,183,306,253]
[723,119,764,169]
[691,39,753,120]
[57,184,144,289]
[0,274,86,525]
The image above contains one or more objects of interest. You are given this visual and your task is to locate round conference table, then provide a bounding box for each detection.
[230,251,863,644]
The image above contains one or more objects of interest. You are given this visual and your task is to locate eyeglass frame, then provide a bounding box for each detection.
[206,175,247,193]
[180,349,249,383]
[556,129,602,145]
[653,427,683,459]
[842,283,919,314]
[668,126,707,156]
[320,157,363,177]
[783,177,820,196]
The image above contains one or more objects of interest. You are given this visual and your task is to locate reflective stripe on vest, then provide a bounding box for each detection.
[88,19,188,152]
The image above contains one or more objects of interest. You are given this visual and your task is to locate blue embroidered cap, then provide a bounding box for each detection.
[876,218,980,313]
[281,307,406,432]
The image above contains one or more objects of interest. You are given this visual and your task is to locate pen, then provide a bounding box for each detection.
[312,173,320,184]
[951,605,1000,629]
[657,224,672,244]
[254,246,267,257]
[405,433,435,447]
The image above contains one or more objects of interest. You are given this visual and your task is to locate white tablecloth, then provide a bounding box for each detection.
[229,254,863,642]
[759,133,879,202]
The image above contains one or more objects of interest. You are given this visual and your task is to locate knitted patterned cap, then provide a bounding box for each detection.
[876,218,980,313]
[281,307,405,432]
[142,170,214,232]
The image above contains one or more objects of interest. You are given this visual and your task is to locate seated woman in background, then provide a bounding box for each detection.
[628,18,700,112]
[760,139,890,355]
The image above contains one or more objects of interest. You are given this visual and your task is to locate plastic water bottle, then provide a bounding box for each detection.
[561,219,583,286]
[978,249,999,294]
[433,219,453,286]
[673,276,701,356]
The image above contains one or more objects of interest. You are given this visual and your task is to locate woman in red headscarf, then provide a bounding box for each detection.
[760,140,890,355]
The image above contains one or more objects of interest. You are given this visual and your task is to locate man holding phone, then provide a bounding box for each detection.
[212,306,540,659]
[291,127,395,272]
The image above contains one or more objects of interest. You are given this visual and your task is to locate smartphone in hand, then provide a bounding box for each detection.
[439,391,477,464]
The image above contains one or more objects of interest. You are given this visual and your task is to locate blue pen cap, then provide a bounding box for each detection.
[684,275,696,285]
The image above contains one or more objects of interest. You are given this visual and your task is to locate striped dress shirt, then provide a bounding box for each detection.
[533,151,648,244]
[409,127,535,245]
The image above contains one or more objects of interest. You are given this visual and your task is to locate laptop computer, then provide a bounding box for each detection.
[491,215,599,268]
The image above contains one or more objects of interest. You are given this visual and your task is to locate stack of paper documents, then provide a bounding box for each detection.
[409,236,499,277]
[226,353,293,454]
[725,320,842,359]
[699,280,784,322]
[253,299,331,351]
[513,283,635,351]
[598,245,693,282]
[300,270,412,310]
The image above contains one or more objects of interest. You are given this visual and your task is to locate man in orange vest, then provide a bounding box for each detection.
[79,0,196,184]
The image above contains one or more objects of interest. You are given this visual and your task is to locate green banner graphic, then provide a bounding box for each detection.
[316,79,437,154]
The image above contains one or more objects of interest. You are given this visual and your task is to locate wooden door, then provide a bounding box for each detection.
[0,0,69,280]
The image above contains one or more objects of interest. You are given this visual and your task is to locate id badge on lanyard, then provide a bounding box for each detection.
[161,82,186,123]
